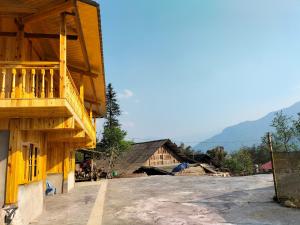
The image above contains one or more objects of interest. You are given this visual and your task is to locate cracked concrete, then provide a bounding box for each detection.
[103,174,300,225]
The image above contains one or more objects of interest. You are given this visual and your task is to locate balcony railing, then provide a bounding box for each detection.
[65,69,96,143]
[0,61,95,143]
[0,61,60,99]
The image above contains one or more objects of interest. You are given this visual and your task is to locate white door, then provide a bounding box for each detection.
[0,131,9,206]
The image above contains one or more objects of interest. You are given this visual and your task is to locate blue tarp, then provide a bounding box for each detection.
[172,162,189,173]
[45,180,56,196]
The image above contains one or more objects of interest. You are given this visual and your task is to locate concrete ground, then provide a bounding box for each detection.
[103,174,300,225]
[30,182,104,225]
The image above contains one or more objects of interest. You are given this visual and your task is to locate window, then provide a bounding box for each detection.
[23,143,39,183]
[29,144,33,182]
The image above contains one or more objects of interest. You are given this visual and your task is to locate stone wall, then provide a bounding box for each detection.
[273,152,300,207]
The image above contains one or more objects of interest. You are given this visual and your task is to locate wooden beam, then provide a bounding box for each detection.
[47,130,85,142]
[60,13,67,98]
[68,65,98,78]
[19,117,75,131]
[23,1,73,24]
[0,5,37,16]
[84,97,101,105]
[0,61,59,66]
[80,74,84,102]
[73,1,90,71]
[73,0,99,108]
[0,32,78,40]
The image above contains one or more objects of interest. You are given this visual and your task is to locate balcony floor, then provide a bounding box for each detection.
[0,99,71,118]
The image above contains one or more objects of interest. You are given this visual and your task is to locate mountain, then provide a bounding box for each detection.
[194,101,300,152]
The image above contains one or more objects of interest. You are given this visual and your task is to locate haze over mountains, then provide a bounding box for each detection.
[194,101,300,152]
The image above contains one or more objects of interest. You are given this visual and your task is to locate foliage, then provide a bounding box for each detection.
[207,146,227,168]
[105,83,121,129]
[225,148,253,175]
[75,151,84,162]
[98,83,132,155]
[178,143,196,156]
[99,126,132,155]
[242,144,270,165]
[271,111,296,152]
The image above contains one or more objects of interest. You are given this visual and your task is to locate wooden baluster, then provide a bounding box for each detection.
[41,69,45,98]
[21,69,26,98]
[1,69,6,98]
[31,69,36,98]
[50,69,54,98]
[11,68,16,98]
[35,70,39,97]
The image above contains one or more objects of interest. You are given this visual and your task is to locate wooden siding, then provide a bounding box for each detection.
[5,119,77,204]
[5,119,47,203]
[1,0,105,205]
[144,146,180,167]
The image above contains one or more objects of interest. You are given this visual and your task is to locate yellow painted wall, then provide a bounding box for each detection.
[6,120,47,204]
[5,119,77,204]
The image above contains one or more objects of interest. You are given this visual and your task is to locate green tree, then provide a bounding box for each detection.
[98,83,132,156]
[179,143,196,156]
[105,83,121,129]
[293,113,300,150]
[244,143,270,165]
[207,146,227,168]
[271,111,295,152]
[225,148,253,175]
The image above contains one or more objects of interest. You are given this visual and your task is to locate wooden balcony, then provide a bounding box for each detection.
[0,61,96,145]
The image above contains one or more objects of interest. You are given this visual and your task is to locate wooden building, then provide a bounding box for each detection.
[0,0,106,224]
[114,139,194,176]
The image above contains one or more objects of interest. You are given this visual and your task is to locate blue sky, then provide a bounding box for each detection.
[97,0,300,145]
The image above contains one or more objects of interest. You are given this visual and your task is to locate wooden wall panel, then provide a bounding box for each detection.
[5,120,48,204]
[145,146,180,167]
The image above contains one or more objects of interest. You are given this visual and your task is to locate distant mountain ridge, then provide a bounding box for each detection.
[194,101,300,152]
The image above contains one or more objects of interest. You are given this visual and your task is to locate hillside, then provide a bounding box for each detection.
[194,101,300,152]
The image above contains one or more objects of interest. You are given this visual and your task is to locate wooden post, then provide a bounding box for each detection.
[16,22,25,98]
[41,69,45,98]
[89,103,93,121]
[1,68,6,98]
[79,74,84,102]
[50,69,54,98]
[5,120,22,204]
[268,132,279,201]
[31,69,36,98]
[11,68,16,98]
[21,69,26,98]
[60,12,67,98]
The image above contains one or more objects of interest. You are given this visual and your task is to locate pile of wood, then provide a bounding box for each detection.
[175,165,206,176]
